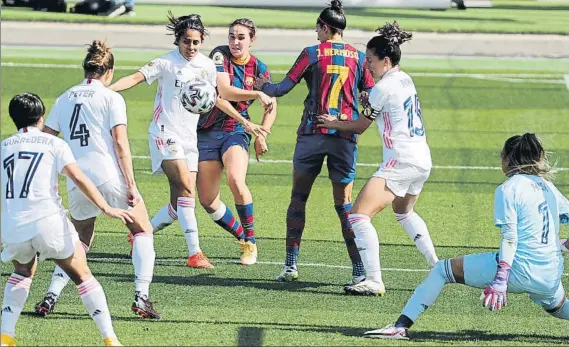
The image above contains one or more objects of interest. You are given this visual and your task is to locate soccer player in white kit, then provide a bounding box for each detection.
[318,22,439,296]
[38,41,161,319]
[110,13,268,269]
[1,93,129,347]
[363,133,569,340]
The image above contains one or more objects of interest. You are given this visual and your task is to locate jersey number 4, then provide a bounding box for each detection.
[3,151,44,199]
[404,95,425,137]
[70,104,90,147]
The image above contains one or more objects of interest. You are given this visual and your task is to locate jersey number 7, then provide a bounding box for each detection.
[70,104,91,147]
[3,151,44,199]
[327,65,349,109]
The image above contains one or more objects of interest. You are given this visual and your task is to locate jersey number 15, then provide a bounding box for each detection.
[404,94,425,137]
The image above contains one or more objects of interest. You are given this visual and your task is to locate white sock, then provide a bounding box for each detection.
[209,202,226,221]
[77,277,116,339]
[348,214,383,283]
[401,259,455,322]
[177,197,201,256]
[1,273,32,338]
[48,242,90,297]
[396,211,439,267]
[132,232,155,297]
[151,203,178,233]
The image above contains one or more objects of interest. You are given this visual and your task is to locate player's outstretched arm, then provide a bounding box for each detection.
[254,97,278,161]
[215,96,269,138]
[111,124,140,207]
[61,163,134,224]
[316,114,373,135]
[217,72,273,110]
[109,72,146,92]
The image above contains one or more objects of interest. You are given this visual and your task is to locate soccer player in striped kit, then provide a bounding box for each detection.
[256,0,375,284]
[196,18,276,266]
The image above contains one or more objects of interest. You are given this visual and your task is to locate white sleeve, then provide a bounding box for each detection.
[45,97,61,132]
[368,84,388,120]
[109,93,128,129]
[139,58,166,85]
[55,140,77,174]
[208,62,217,87]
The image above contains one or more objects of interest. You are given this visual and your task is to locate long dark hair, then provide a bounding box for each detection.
[317,0,346,35]
[501,133,552,180]
[166,11,208,45]
[366,21,412,66]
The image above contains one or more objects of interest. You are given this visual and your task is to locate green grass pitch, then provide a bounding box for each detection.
[1,48,569,346]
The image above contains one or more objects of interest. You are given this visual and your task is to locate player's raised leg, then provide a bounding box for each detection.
[163,159,213,269]
[345,177,395,296]
[55,239,122,346]
[392,194,439,268]
[198,160,246,241]
[223,142,258,265]
[1,257,37,347]
[35,221,92,317]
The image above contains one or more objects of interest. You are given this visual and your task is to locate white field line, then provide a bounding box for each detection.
[1,62,566,84]
[131,155,569,172]
[87,256,569,276]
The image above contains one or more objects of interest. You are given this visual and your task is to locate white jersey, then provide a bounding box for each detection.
[494,174,566,294]
[46,79,127,192]
[139,50,217,146]
[1,127,76,243]
[368,67,431,171]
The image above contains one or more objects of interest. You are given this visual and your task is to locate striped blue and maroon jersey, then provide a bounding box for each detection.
[286,41,374,142]
[198,45,271,132]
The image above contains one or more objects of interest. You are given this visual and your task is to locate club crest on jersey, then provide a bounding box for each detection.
[212,52,224,65]
[147,61,154,67]
[245,76,255,87]
[200,70,208,79]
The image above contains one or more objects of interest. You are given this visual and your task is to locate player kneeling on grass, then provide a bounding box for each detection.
[363,133,569,340]
[36,41,160,319]
[317,22,439,296]
[1,93,128,347]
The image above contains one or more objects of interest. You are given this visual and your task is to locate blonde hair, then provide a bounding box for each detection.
[501,133,554,181]
[83,40,114,77]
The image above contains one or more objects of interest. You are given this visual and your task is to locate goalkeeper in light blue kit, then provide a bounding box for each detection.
[365,133,569,340]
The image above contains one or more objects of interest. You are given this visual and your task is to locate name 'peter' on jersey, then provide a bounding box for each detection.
[368,67,431,171]
[286,41,375,142]
[139,50,217,142]
[46,78,126,192]
[1,127,76,243]
[494,174,566,295]
[198,45,272,132]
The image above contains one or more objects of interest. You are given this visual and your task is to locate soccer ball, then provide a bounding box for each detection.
[180,78,217,114]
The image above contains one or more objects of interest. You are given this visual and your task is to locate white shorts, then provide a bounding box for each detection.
[69,176,131,221]
[372,160,431,197]
[149,132,198,175]
[1,213,79,264]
